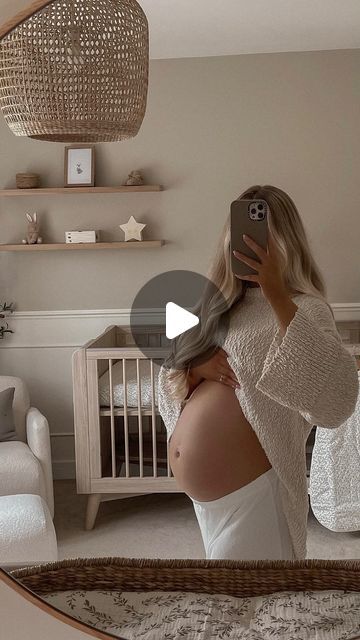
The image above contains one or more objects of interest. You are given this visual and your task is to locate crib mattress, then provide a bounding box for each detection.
[43,588,360,639]
[98,360,161,407]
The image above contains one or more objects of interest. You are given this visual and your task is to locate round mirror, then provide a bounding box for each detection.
[0,568,118,639]
[1,1,360,638]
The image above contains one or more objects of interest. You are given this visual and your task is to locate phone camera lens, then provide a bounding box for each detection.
[258,204,263,210]
[251,208,256,214]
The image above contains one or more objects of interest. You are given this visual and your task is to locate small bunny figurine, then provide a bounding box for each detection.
[125,170,144,186]
[22,212,43,245]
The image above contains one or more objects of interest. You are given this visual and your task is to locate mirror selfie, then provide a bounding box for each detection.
[1,1,360,638]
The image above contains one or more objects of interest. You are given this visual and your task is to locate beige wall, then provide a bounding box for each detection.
[1,48,360,308]
[1,48,360,477]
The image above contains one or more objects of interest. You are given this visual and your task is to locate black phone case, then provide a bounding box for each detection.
[230,199,268,276]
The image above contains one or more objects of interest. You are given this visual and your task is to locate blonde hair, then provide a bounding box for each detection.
[165,184,328,402]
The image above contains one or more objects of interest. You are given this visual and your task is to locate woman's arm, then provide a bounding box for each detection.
[267,290,298,337]
[233,231,359,428]
[256,296,359,428]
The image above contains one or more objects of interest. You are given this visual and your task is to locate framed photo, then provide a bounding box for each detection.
[64,145,95,187]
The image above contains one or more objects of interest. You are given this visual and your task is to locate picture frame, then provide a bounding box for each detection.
[64,145,95,187]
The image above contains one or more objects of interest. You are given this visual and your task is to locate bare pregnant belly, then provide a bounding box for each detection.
[169,380,271,501]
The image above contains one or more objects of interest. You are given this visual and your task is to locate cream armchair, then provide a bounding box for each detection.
[0,376,54,518]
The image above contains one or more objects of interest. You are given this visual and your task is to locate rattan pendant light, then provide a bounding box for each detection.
[0,0,149,142]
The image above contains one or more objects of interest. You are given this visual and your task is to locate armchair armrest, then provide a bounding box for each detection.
[26,407,54,518]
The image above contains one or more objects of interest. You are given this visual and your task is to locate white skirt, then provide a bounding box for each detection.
[191,468,295,560]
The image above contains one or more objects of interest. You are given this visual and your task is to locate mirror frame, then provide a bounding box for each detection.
[0,568,121,640]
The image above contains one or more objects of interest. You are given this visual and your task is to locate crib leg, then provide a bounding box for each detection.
[85,493,102,531]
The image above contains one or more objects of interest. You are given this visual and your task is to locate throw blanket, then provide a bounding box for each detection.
[43,588,360,639]
[310,365,360,532]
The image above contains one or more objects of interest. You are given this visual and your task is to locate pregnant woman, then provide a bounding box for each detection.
[158,184,359,561]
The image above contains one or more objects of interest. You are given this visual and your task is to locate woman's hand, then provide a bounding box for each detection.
[188,348,240,393]
[233,229,298,336]
[232,228,289,303]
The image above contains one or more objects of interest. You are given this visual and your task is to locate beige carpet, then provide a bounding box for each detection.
[54,480,360,561]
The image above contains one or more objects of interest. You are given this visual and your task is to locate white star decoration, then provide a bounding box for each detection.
[119,215,146,241]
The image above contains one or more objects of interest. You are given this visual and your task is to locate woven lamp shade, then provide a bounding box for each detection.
[0,0,149,142]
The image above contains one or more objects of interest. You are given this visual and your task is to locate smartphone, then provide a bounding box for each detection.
[230,199,268,277]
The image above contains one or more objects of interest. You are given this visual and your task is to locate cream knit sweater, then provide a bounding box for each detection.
[157,287,359,559]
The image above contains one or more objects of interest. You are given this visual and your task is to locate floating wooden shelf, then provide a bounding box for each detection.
[0,185,163,196]
[0,241,164,251]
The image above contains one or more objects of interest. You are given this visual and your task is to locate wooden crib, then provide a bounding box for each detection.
[72,321,360,531]
[72,324,179,530]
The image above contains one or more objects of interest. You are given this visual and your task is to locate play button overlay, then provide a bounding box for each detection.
[130,269,230,370]
[165,302,199,339]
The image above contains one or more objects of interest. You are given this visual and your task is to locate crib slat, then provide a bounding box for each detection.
[108,358,116,478]
[167,439,171,477]
[136,358,144,477]
[150,359,157,477]
[122,359,130,478]
[87,359,102,478]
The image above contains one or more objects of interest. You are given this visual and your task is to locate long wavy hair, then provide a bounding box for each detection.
[165,184,329,402]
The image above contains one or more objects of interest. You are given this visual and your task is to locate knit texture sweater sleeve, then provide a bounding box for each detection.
[255,296,359,428]
[157,364,183,440]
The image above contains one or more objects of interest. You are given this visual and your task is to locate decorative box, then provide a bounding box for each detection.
[65,230,100,243]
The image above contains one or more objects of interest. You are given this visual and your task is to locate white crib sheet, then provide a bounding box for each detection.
[98,360,161,407]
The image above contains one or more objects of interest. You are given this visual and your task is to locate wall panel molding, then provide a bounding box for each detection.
[1,303,359,349]
[0,308,165,348]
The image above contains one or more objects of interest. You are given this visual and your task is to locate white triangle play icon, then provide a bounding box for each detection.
[165,302,199,339]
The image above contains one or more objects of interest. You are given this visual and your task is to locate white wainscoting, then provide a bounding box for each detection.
[0,308,165,349]
[1,303,359,480]
[331,303,360,322]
